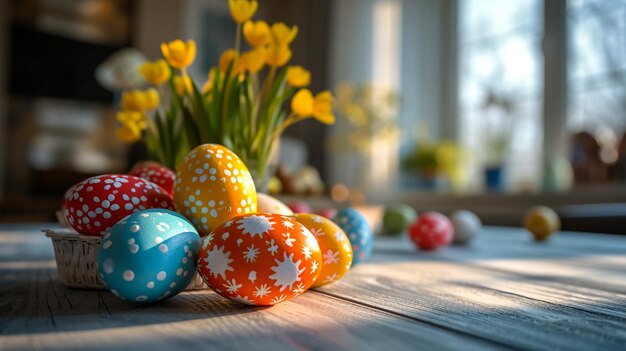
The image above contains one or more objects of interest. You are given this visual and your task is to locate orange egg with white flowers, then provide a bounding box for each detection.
[197,213,322,305]
[174,144,257,236]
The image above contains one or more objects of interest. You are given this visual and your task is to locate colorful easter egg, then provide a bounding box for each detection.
[524,206,560,241]
[408,212,453,250]
[257,193,293,215]
[450,210,481,245]
[197,213,322,305]
[288,201,312,214]
[382,204,418,235]
[294,213,352,287]
[174,144,257,236]
[63,174,174,236]
[97,209,201,303]
[333,208,373,266]
[129,164,176,196]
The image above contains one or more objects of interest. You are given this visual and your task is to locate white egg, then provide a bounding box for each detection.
[450,210,482,245]
[256,193,293,215]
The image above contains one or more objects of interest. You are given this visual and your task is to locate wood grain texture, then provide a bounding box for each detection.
[320,228,626,350]
[1,224,625,350]
[0,224,501,351]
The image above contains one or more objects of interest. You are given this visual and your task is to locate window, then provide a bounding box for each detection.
[568,0,626,163]
[458,0,544,191]
[458,0,626,191]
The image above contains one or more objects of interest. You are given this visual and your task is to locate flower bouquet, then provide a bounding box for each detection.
[114,0,335,190]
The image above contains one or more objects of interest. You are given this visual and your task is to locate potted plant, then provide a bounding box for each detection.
[113,0,335,191]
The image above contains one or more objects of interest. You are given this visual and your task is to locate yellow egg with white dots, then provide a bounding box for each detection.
[294,213,352,288]
[174,144,257,236]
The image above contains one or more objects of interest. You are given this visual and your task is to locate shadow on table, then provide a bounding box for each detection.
[0,269,269,336]
[5,274,625,351]
[2,261,626,349]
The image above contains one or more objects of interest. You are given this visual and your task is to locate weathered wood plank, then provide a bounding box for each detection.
[317,259,626,351]
[3,224,626,351]
[0,276,505,351]
[0,227,505,351]
[373,228,626,294]
[320,228,626,351]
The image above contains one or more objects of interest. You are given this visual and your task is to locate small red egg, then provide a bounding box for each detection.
[62,174,174,236]
[128,164,175,196]
[408,212,453,250]
[317,208,337,220]
[197,213,322,305]
[288,201,312,214]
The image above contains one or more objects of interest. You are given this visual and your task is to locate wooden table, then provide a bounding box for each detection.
[1,224,625,350]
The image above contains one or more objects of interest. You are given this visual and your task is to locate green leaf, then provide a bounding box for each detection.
[182,106,201,147]
[191,80,212,142]
[144,128,166,166]
[154,110,173,168]
[208,69,223,138]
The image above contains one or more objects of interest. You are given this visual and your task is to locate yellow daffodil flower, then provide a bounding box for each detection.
[120,90,146,111]
[219,49,246,75]
[291,89,335,124]
[286,66,311,87]
[291,89,314,116]
[174,75,193,95]
[266,44,292,67]
[242,47,266,73]
[115,123,142,143]
[312,90,335,124]
[202,68,216,93]
[229,0,258,23]
[243,20,270,47]
[143,88,159,110]
[139,59,171,85]
[120,89,159,111]
[116,110,143,124]
[161,39,196,69]
[219,49,238,72]
[271,22,298,46]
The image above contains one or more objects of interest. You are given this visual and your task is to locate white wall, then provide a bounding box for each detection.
[328,0,377,195]
[328,0,449,200]
[399,0,446,143]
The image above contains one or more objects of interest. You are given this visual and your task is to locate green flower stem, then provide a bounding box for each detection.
[220,63,237,145]
[272,113,307,139]
[250,73,259,134]
[259,66,276,109]
[235,24,242,54]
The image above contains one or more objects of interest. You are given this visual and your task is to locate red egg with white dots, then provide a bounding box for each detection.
[197,213,322,305]
[62,174,174,236]
[408,212,453,250]
[128,164,175,196]
[288,201,312,214]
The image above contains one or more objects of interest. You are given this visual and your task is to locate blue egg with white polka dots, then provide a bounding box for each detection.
[97,209,201,303]
[334,208,373,266]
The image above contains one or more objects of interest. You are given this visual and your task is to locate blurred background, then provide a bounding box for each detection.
[0,0,625,233]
